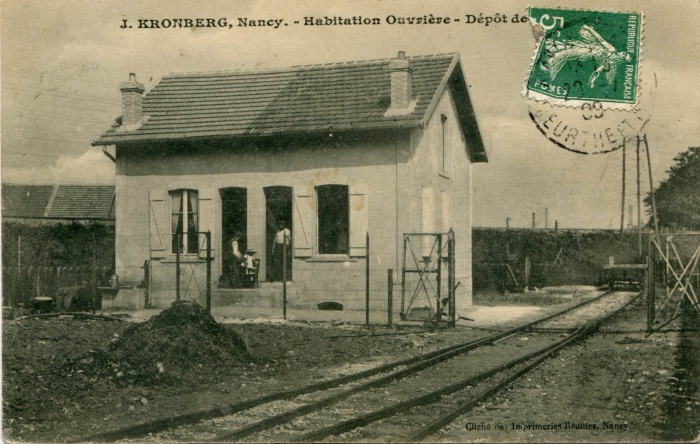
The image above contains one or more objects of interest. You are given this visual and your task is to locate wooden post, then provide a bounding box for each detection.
[387,269,393,327]
[436,234,442,316]
[620,139,626,242]
[91,231,97,314]
[176,232,181,301]
[143,260,150,308]
[637,136,642,256]
[400,236,407,320]
[524,257,531,291]
[532,213,536,229]
[366,232,370,328]
[643,134,660,236]
[206,231,212,313]
[16,236,22,309]
[448,228,456,327]
[283,231,287,320]
[647,254,655,333]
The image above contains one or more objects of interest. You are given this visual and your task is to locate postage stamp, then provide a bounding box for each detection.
[524,7,643,110]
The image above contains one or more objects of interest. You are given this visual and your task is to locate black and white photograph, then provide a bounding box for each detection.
[2,0,699,442]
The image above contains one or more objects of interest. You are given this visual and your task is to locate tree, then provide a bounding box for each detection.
[645,147,700,230]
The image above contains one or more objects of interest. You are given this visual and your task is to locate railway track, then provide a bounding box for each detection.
[76,289,640,443]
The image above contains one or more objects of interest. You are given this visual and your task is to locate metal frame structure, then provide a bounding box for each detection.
[400,229,455,325]
[649,233,700,330]
[172,231,213,312]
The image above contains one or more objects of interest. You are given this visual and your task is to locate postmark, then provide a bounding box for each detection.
[528,101,648,154]
[524,7,643,110]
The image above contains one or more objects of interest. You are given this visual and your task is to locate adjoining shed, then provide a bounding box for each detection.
[92,51,487,311]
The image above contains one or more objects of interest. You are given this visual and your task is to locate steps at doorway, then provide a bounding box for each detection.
[212,282,296,309]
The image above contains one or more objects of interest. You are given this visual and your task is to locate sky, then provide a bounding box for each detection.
[2,0,699,228]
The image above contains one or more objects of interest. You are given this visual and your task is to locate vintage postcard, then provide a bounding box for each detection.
[2,0,699,442]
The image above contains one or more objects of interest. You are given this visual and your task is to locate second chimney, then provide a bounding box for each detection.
[389,51,412,110]
[119,73,145,128]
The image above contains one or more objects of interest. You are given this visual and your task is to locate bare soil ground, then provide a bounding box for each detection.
[3,298,698,443]
[2,307,474,443]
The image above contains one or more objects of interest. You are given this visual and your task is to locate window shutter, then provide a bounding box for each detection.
[198,188,216,259]
[349,184,368,257]
[149,190,168,259]
[293,186,314,257]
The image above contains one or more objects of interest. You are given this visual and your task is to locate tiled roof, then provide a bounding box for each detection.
[1,184,115,220]
[92,53,486,161]
[1,185,54,218]
[47,185,115,219]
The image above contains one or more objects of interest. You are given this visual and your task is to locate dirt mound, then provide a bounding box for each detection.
[56,301,249,385]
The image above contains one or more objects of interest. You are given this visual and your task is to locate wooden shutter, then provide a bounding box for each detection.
[293,186,314,257]
[198,188,216,259]
[149,189,168,259]
[349,184,368,257]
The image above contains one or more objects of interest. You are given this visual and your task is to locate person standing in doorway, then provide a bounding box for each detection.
[231,231,244,287]
[271,222,291,282]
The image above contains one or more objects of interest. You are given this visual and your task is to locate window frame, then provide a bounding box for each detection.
[439,114,450,178]
[315,184,350,256]
[170,188,199,255]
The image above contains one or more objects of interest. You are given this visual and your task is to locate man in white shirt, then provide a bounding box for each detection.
[271,222,291,281]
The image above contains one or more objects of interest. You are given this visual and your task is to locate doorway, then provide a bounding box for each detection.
[220,187,247,287]
[264,186,292,282]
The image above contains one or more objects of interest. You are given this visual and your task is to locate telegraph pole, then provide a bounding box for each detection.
[636,136,642,256]
[620,140,626,242]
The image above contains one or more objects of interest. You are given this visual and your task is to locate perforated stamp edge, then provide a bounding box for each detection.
[522,6,645,112]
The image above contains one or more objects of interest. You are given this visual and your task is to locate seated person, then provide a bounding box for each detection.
[243,249,257,275]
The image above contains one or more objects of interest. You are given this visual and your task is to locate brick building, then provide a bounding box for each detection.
[92,52,486,310]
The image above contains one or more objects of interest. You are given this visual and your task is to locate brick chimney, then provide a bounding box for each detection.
[119,73,145,128]
[389,51,412,110]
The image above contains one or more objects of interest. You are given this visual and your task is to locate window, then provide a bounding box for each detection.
[439,114,449,176]
[317,185,349,255]
[170,189,199,254]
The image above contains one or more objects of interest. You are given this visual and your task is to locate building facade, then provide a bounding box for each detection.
[93,52,486,311]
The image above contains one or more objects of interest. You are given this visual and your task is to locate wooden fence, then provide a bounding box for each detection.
[2,266,112,309]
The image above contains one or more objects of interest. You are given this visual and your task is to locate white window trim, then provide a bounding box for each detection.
[170,189,199,255]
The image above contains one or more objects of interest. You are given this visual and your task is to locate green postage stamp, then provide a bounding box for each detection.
[524,7,642,109]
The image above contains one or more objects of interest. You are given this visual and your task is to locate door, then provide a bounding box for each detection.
[264,186,293,282]
[220,187,247,287]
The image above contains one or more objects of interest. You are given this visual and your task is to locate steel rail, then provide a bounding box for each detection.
[298,328,586,442]
[409,290,643,441]
[302,291,641,442]
[73,290,616,443]
[210,290,619,441]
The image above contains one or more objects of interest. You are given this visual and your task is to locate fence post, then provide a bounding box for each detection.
[387,269,393,327]
[647,254,655,333]
[366,232,370,328]
[206,231,212,313]
[91,231,97,314]
[143,260,151,309]
[448,228,456,327]
[401,235,407,320]
[524,256,531,291]
[176,232,181,301]
[283,231,287,320]
[16,236,21,309]
[436,234,442,318]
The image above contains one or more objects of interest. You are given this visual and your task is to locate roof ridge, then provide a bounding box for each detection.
[163,53,458,78]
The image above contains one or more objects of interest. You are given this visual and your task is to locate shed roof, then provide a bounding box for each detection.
[1,184,115,220]
[1,185,54,218]
[93,53,486,162]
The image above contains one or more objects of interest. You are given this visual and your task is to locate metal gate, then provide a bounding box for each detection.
[400,229,455,324]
